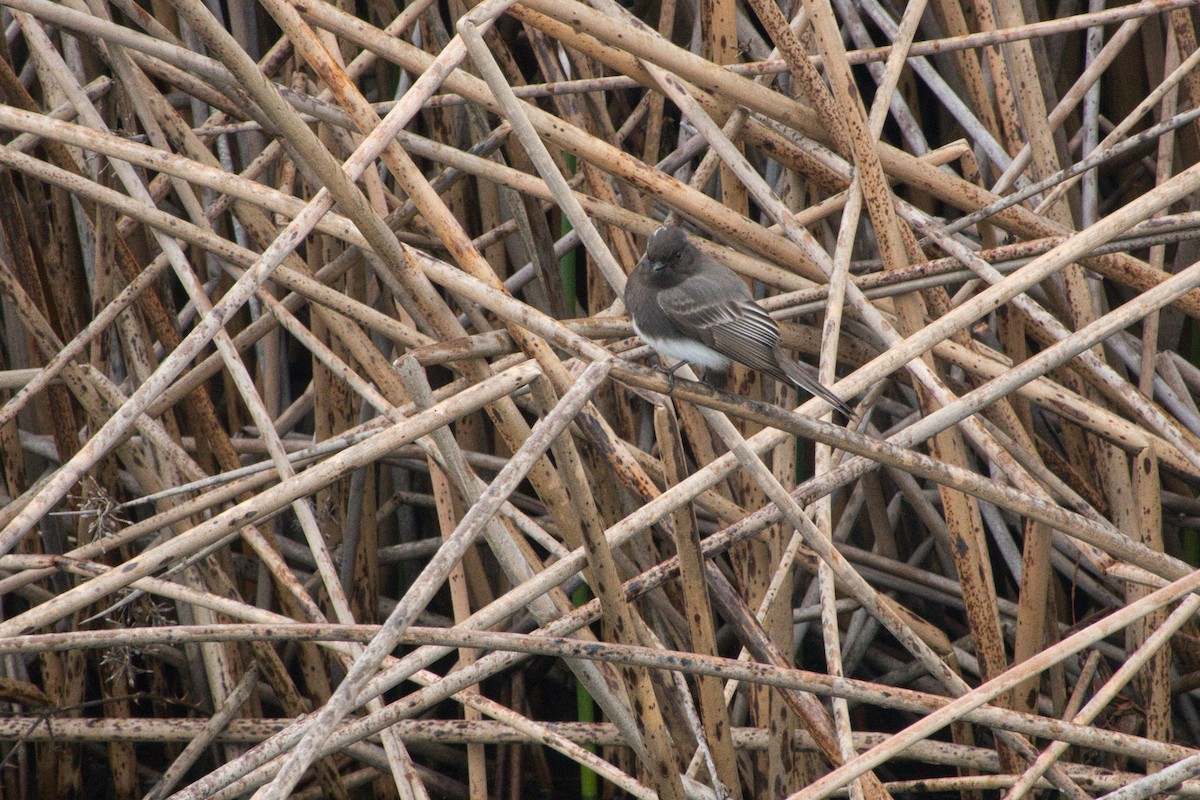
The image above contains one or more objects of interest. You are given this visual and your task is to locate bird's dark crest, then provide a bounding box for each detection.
[646,226,689,265]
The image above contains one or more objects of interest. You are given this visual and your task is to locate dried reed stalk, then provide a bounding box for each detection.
[0,0,1199,797]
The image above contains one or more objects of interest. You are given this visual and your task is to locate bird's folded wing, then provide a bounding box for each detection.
[657,275,783,373]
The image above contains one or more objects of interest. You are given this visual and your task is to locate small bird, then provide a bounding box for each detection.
[625,226,854,417]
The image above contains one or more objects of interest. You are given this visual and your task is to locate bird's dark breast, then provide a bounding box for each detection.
[625,265,677,339]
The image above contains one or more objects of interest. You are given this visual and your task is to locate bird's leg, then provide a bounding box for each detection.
[658,360,688,393]
[702,368,728,392]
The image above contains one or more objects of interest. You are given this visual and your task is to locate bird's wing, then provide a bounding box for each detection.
[657,272,784,375]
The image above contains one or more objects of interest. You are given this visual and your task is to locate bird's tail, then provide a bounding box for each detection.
[772,345,856,418]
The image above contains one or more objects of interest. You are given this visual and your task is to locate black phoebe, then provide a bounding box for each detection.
[626,226,854,416]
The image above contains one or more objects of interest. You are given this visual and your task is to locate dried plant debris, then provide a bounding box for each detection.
[0,0,1199,797]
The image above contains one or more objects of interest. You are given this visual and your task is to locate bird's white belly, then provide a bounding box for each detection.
[632,319,731,370]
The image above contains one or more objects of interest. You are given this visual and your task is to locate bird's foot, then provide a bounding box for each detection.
[702,368,727,392]
[656,361,688,393]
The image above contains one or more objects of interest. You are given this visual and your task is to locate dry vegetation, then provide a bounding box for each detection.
[2,0,1200,797]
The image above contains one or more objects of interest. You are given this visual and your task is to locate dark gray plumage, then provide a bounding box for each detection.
[626,226,854,416]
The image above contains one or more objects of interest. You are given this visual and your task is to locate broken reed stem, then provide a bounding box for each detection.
[2,0,1200,797]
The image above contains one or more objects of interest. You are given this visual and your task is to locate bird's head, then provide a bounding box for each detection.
[645,226,690,274]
